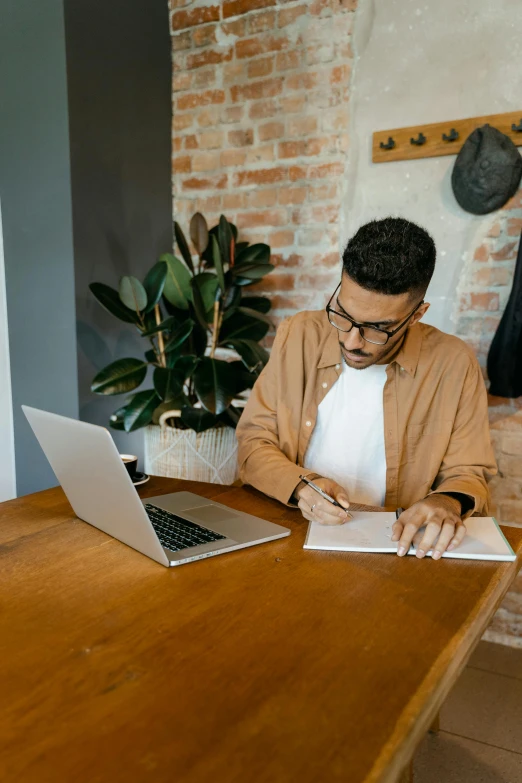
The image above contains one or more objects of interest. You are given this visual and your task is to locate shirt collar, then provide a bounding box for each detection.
[317,315,423,377]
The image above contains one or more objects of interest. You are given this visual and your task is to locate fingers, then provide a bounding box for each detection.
[416,521,447,559]
[297,492,349,526]
[446,521,467,553]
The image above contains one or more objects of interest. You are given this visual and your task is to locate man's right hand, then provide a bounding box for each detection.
[296,477,351,526]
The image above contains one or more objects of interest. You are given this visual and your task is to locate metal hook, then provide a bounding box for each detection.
[410,132,426,146]
[442,128,459,142]
[379,137,395,150]
[511,120,522,133]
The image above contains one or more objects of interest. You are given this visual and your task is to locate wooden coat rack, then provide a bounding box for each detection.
[372,110,522,164]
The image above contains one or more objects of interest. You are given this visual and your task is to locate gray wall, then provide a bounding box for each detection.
[0,0,79,496]
[64,0,173,467]
[345,0,522,332]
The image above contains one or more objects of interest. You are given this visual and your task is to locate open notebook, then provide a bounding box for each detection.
[304,512,516,562]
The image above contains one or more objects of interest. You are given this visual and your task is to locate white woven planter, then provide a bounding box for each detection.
[144,419,239,485]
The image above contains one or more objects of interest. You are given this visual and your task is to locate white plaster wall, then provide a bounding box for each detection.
[343,0,522,331]
[0,199,16,501]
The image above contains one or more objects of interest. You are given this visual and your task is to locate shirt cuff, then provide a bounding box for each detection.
[279,467,322,507]
[428,486,481,517]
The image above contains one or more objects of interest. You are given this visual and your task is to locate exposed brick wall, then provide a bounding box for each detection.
[454,190,522,649]
[170,0,355,334]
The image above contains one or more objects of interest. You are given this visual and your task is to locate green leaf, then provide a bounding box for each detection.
[189,319,210,358]
[220,338,269,373]
[174,222,195,275]
[108,404,129,430]
[232,262,274,282]
[91,358,148,395]
[164,318,194,353]
[143,261,168,313]
[180,406,218,433]
[171,354,199,380]
[145,348,157,364]
[235,243,271,266]
[240,295,271,313]
[141,315,178,337]
[219,405,242,428]
[190,277,211,330]
[193,272,219,322]
[193,357,237,415]
[89,283,138,324]
[119,276,148,312]
[190,212,209,256]
[238,306,272,325]
[161,253,192,310]
[218,214,233,267]
[223,285,241,311]
[123,390,160,432]
[227,360,257,394]
[211,235,226,294]
[153,366,184,402]
[219,311,269,342]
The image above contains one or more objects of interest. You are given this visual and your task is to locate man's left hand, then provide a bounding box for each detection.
[391,494,467,559]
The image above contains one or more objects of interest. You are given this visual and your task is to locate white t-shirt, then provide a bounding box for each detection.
[303,360,387,507]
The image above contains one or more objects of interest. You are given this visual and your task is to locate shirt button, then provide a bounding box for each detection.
[305,420,312,427]
[322,382,327,388]
[335,364,340,370]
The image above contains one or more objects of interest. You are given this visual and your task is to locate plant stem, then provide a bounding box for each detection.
[154,304,166,367]
[210,300,220,358]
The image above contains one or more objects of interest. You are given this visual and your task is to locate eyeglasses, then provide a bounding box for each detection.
[326,283,424,346]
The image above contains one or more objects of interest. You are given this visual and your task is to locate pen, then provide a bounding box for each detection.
[299,475,351,515]
[395,507,404,520]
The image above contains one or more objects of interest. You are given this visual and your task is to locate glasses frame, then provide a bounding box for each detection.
[325,283,424,346]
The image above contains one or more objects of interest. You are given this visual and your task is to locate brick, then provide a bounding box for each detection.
[182,174,228,190]
[171,30,192,50]
[230,77,283,102]
[221,18,247,36]
[194,195,222,213]
[498,455,522,478]
[196,108,220,127]
[321,108,350,132]
[169,0,193,9]
[308,161,344,178]
[249,273,296,291]
[186,48,233,70]
[220,149,247,167]
[223,62,247,82]
[276,51,301,71]
[223,193,245,210]
[507,218,522,236]
[236,209,287,228]
[245,144,275,164]
[258,121,284,141]
[459,292,500,312]
[501,434,522,456]
[176,89,225,110]
[192,68,217,89]
[184,134,198,149]
[287,116,318,137]
[305,43,335,65]
[279,94,306,114]
[308,182,338,201]
[247,56,274,79]
[330,64,351,84]
[290,204,339,224]
[236,34,288,59]
[234,167,288,187]
[191,152,220,172]
[271,252,303,267]
[278,187,307,205]
[228,128,254,147]
[503,190,522,210]
[486,222,501,237]
[248,9,276,33]
[270,294,313,310]
[171,6,219,31]
[244,188,278,208]
[491,241,517,261]
[269,230,295,248]
[315,251,340,267]
[223,0,276,19]
[173,137,183,152]
[473,244,489,262]
[278,4,307,27]
[297,228,325,245]
[288,165,308,181]
[221,106,245,124]
[249,99,278,119]
[197,130,224,149]
[299,272,337,289]
[472,267,512,287]
[286,72,319,91]
[172,72,192,92]
[191,24,217,47]
[172,155,192,174]
[173,113,194,131]
[278,138,332,158]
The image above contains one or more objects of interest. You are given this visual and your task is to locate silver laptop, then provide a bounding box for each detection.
[22,406,290,567]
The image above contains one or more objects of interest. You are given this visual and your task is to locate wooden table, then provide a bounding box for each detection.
[1,476,521,783]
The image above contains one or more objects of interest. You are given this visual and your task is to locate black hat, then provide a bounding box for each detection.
[451,124,522,214]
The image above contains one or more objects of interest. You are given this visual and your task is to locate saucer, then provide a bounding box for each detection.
[132,471,150,487]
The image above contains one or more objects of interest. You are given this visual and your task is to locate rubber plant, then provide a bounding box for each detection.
[89,213,274,433]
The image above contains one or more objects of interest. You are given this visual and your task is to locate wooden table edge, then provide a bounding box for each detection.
[366,552,522,783]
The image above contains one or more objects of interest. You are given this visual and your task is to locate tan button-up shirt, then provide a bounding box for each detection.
[236,310,497,513]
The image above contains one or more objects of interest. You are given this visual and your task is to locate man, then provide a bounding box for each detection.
[236,217,497,559]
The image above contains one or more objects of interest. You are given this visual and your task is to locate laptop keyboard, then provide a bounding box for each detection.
[145,503,226,553]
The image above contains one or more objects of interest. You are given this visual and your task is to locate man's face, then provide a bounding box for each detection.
[333,275,429,370]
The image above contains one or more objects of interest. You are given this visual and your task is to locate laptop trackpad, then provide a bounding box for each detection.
[185,504,241,526]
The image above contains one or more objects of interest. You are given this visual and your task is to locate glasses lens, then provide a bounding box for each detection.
[328,310,353,332]
[360,326,388,345]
